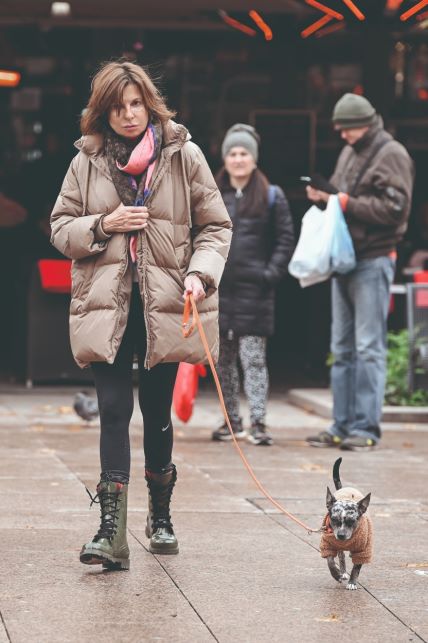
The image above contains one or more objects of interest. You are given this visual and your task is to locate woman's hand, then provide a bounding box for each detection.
[183,274,206,304]
[102,205,149,233]
[306,186,330,204]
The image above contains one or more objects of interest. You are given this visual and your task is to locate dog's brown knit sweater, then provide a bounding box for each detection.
[320,487,373,565]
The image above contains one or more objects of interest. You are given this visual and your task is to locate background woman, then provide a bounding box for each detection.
[51,60,231,569]
[212,124,294,446]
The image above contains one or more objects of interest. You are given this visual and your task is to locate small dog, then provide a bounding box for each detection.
[320,457,372,590]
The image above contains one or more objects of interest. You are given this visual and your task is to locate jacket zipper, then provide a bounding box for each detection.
[135,136,184,368]
[139,229,152,370]
[227,193,239,340]
[139,156,167,370]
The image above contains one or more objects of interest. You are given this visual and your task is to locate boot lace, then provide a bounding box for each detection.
[148,478,175,531]
[153,515,173,530]
[86,487,121,542]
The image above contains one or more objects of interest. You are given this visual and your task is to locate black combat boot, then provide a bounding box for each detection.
[145,464,179,555]
[80,480,130,570]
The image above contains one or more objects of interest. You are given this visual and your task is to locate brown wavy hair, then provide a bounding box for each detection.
[80,60,176,135]
[216,167,270,217]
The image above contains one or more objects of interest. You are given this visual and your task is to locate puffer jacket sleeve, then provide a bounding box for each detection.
[346,145,414,227]
[263,186,295,286]
[50,154,110,260]
[185,143,232,296]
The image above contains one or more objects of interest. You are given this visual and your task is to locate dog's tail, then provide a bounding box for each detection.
[333,457,342,490]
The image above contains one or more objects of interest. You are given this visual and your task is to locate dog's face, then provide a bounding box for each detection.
[326,487,371,541]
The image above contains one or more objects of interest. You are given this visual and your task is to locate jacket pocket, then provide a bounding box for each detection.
[70,259,94,312]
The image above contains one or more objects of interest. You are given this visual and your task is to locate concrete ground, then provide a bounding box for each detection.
[0,387,427,643]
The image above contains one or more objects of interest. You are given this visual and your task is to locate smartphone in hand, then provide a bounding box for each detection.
[300,174,338,194]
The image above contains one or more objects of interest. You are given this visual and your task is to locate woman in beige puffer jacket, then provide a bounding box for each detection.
[50,60,231,569]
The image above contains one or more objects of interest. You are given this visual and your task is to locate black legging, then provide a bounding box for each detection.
[91,284,179,481]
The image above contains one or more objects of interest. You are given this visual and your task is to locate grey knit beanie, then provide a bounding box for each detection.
[221,123,260,161]
[332,93,377,129]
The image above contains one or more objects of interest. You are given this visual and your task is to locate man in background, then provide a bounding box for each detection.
[306,93,414,451]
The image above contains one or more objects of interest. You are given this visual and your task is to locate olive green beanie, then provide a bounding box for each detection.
[332,93,377,130]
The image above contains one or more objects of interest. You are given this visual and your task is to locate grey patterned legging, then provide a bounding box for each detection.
[218,335,268,426]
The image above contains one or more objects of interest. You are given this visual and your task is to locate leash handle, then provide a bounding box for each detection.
[182,294,196,338]
[182,294,324,535]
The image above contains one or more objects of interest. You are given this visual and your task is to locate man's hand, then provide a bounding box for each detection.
[102,205,149,233]
[183,274,206,304]
[306,185,330,204]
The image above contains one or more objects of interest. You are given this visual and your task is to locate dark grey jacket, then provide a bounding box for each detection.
[330,117,414,259]
[219,184,294,337]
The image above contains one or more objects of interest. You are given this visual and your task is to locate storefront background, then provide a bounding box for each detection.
[1,2,427,384]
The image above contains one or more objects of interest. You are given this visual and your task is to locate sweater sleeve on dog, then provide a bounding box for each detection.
[320,532,338,559]
[350,517,373,565]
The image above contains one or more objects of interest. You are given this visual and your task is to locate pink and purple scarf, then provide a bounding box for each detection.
[105,121,162,261]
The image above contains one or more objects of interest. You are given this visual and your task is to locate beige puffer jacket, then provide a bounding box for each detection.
[50,121,232,369]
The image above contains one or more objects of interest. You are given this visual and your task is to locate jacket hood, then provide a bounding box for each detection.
[353,115,390,152]
[74,120,190,158]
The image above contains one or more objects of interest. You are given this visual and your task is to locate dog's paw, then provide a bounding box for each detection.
[340,573,350,583]
[346,582,358,591]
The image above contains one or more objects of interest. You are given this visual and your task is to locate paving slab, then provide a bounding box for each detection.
[134,513,421,643]
[0,530,213,643]
[0,388,427,642]
[0,621,9,643]
[268,511,428,642]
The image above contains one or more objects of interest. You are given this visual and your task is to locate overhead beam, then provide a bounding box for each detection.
[401,0,428,20]
[0,17,229,29]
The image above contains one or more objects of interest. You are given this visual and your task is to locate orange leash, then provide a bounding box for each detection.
[182,294,324,535]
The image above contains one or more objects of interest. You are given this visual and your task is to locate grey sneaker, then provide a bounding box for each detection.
[212,418,246,442]
[340,436,377,451]
[248,422,273,446]
[306,431,342,448]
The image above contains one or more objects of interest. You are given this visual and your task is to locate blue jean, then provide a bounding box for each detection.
[329,256,395,442]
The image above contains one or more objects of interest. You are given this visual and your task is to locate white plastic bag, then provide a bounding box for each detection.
[288,204,335,287]
[288,195,355,288]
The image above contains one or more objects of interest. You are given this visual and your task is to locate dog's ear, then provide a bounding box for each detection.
[358,493,371,515]
[326,487,335,510]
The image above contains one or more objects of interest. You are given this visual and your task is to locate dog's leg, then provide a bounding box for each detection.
[338,551,349,582]
[346,564,362,590]
[327,556,342,582]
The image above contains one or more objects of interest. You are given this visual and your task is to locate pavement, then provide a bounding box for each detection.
[0,387,427,643]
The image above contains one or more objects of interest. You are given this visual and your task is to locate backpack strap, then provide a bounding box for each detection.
[268,184,277,210]
[349,139,392,196]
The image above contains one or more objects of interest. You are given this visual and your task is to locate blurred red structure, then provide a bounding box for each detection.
[413,270,428,307]
[173,363,207,423]
[38,259,71,294]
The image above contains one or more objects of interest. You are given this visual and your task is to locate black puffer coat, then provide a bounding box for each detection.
[219,179,294,337]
